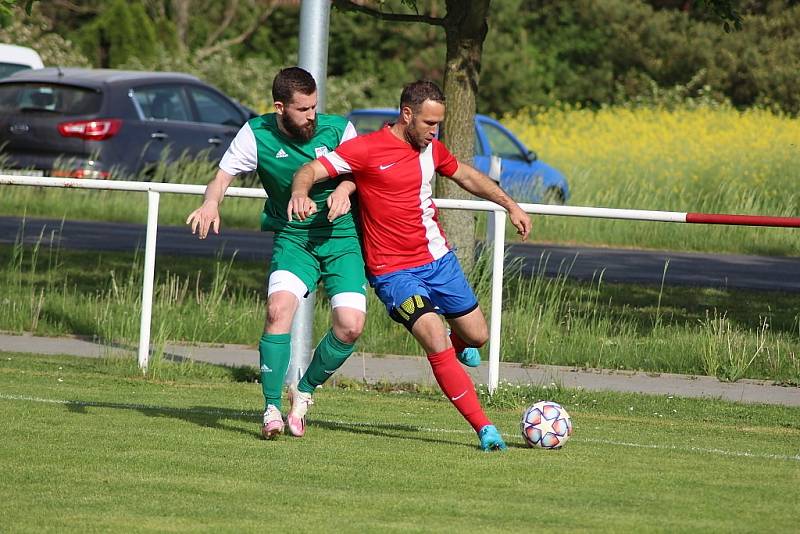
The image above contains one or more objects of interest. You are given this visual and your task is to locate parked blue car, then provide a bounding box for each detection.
[347,108,569,204]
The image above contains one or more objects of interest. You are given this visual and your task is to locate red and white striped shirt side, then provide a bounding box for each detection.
[320,127,459,276]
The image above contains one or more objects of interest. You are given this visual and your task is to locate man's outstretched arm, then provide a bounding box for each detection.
[288,159,332,221]
[186,169,236,239]
[449,161,532,241]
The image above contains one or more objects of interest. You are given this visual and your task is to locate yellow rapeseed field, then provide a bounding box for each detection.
[503,105,800,254]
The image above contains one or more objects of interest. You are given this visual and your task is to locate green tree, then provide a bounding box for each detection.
[0,6,90,67]
[0,0,33,27]
[76,0,158,68]
[333,0,493,269]
[332,0,745,268]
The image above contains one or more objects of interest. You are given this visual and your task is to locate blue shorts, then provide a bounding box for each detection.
[368,251,479,321]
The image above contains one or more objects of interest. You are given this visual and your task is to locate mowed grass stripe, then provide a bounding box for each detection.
[2,392,799,464]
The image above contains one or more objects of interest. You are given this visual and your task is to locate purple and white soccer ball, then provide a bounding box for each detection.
[521,401,573,449]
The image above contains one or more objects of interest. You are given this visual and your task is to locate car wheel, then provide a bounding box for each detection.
[542,186,566,205]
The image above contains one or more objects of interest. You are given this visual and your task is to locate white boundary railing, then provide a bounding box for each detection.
[2,175,799,393]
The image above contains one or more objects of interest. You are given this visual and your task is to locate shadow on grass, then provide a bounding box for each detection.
[306,417,475,450]
[59,398,476,449]
[63,399,260,439]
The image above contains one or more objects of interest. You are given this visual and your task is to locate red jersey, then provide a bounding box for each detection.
[319,126,459,276]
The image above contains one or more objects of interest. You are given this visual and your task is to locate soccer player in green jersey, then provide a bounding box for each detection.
[186,67,366,440]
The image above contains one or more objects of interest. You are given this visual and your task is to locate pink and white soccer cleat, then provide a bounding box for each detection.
[261,404,284,440]
[287,384,314,437]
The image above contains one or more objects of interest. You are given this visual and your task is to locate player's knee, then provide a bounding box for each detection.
[452,323,488,348]
[334,314,365,344]
[266,299,294,327]
[471,331,489,348]
[335,326,361,344]
[470,325,490,347]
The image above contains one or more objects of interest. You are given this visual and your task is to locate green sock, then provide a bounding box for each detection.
[298,329,355,394]
[259,333,291,410]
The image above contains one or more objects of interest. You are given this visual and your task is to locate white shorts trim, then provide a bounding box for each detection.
[330,292,366,313]
[267,270,309,300]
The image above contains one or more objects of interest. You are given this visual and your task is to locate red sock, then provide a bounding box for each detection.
[449,331,468,354]
[427,347,491,432]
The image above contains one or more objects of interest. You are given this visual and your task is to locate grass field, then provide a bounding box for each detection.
[1,353,798,532]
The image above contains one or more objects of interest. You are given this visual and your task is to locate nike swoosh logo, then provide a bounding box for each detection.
[379,162,397,170]
[450,391,467,401]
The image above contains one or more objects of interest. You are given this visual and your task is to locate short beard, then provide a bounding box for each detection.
[403,121,424,151]
[281,115,316,142]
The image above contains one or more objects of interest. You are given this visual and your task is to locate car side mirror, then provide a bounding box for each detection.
[527,150,538,162]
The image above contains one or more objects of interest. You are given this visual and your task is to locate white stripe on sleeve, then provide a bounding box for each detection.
[342,121,358,142]
[219,122,257,176]
[324,151,353,175]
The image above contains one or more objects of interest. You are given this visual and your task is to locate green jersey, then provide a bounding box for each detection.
[248,113,357,238]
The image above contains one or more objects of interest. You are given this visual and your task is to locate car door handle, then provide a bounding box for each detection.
[208,137,222,145]
[150,132,169,140]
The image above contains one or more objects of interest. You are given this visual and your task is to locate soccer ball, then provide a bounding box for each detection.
[521,401,573,449]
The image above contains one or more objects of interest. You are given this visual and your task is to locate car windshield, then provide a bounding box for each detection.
[0,83,102,115]
[481,121,528,161]
[0,63,32,79]
[350,113,393,134]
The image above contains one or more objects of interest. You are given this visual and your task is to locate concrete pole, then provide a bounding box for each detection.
[286,0,331,385]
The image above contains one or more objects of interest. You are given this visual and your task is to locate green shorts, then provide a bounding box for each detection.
[269,232,366,298]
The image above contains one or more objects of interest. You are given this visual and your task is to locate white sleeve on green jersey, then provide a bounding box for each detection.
[219,122,257,175]
[341,121,357,143]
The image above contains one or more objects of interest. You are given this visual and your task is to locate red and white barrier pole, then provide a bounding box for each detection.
[684,213,800,227]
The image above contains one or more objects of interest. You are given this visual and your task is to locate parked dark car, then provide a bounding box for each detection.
[0,68,257,179]
[347,108,570,204]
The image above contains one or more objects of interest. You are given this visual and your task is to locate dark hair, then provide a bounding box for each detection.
[272,67,317,104]
[399,80,445,112]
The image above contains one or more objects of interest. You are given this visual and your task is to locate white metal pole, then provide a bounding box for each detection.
[488,209,507,394]
[138,189,160,372]
[288,0,331,384]
[298,0,330,111]
[485,156,502,245]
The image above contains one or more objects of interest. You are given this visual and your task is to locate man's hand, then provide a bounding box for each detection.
[287,193,318,221]
[326,187,352,222]
[326,178,356,222]
[187,169,235,239]
[186,201,221,239]
[508,205,532,241]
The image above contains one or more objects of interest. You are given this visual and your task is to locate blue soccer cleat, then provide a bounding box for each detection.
[456,346,481,367]
[478,424,507,452]
[448,329,481,367]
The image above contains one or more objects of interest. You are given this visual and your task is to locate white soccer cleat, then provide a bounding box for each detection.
[261,404,284,440]
[287,384,314,437]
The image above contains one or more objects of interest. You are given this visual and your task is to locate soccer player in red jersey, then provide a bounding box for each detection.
[289,80,531,451]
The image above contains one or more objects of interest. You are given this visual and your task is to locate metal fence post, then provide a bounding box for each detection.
[138,189,160,372]
[488,208,506,394]
[287,0,332,384]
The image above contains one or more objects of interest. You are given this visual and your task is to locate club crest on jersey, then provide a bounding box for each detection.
[275,148,288,158]
[314,146,329,158]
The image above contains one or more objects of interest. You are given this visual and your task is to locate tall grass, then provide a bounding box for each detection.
[3,229,797,385]
[505,104,800,255]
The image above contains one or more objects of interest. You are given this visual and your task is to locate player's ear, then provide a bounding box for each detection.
[400,105,413,123]
[274,101,284,115]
